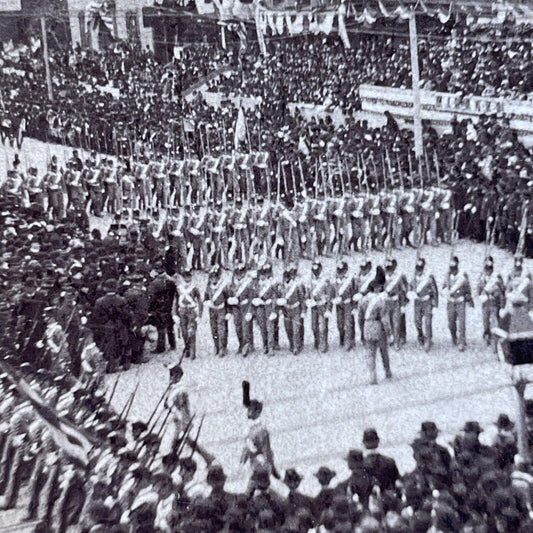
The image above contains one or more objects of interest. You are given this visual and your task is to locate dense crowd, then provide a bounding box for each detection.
[214,30,533,108]
[2,355,533,533]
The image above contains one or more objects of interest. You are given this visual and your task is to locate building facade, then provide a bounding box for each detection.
[67,0,155,51]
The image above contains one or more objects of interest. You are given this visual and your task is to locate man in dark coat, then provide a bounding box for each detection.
[362,428,400,492]
[91,278,131,372]
[147,270,177,354]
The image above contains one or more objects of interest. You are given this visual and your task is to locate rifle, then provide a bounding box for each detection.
[434,150,441,189]
[396,152,404,190]
[118,380,140,425]
[173,413,196,457]
[107,374,121,405]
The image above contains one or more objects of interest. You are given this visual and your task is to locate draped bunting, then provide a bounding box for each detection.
[86,0,115,33]
[275,13,285,35]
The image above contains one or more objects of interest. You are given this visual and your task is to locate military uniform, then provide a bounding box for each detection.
[443,257,473,351]
[333,262,357,351]
[308,262,334,353]
[176,271,202,360]
[384,258,409,350]
[228,265,256,356]
[477,256,505,345]
[356,262,374,345]
[253,263,280,355]
[280,266,307,355]
[359,267,392,385]
[410,258,438,351]
[204,266,230,357]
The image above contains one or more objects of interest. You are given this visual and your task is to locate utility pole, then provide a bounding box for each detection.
[409,12,422,159]
[40,16,53,102]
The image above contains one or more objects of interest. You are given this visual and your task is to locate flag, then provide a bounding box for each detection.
[0,360,97,467]
[234,107,247,149]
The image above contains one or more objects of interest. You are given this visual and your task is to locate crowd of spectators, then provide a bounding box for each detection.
[2,347,533,532]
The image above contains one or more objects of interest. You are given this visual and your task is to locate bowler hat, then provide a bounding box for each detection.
[363,428,380,449]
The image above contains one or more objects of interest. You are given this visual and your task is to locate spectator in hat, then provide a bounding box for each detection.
[282,468,313,519]
[337,448,372,507]
[248,464,286,528]
[362,428,399,492]
[480,414,518,470]
[312,466,337,522]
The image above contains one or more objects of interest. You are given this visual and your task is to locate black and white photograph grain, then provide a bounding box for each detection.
[1,0,533,531]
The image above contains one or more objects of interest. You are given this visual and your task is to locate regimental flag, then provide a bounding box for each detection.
[234,106,247,149]
[0,360,97,467]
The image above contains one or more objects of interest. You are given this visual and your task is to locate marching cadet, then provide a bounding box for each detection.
[189,204,207,271]
[204,265,230,357]
[410,257,438,352]
[333,261,358,351]
[83,159,104,217]
[211,201,229,268]
[176,269,202,360]
[280,264,307,355]
[228,263,256,356]
[384,257,409,350]
[102,159,120,214]
[253,263,281,355]
[308,260,334,353]
[477,256,505,346]
[359,267,393,385]
[443,256,473,351]
[44,165,65,220]
[355,260,374,346]
[25,167,45,210]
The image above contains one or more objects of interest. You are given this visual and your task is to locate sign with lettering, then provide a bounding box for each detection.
[359,84,533,147]
[0,1,22,11]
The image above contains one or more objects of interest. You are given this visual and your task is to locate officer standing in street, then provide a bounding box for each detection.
[308,261,334,353]
[409,257,438,352]
[176,269,202,360]
[442,256,473,351]
[477,256,505,346]
[359,267,393,385]
[333,261,357,351]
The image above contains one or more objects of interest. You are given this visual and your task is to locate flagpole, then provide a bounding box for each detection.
[409,12,422,158]
[41,17,53,102]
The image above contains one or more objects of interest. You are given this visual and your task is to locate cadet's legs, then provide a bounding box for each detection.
[336,306,345,346]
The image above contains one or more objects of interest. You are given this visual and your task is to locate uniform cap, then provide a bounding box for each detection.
[337,261,348,273]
